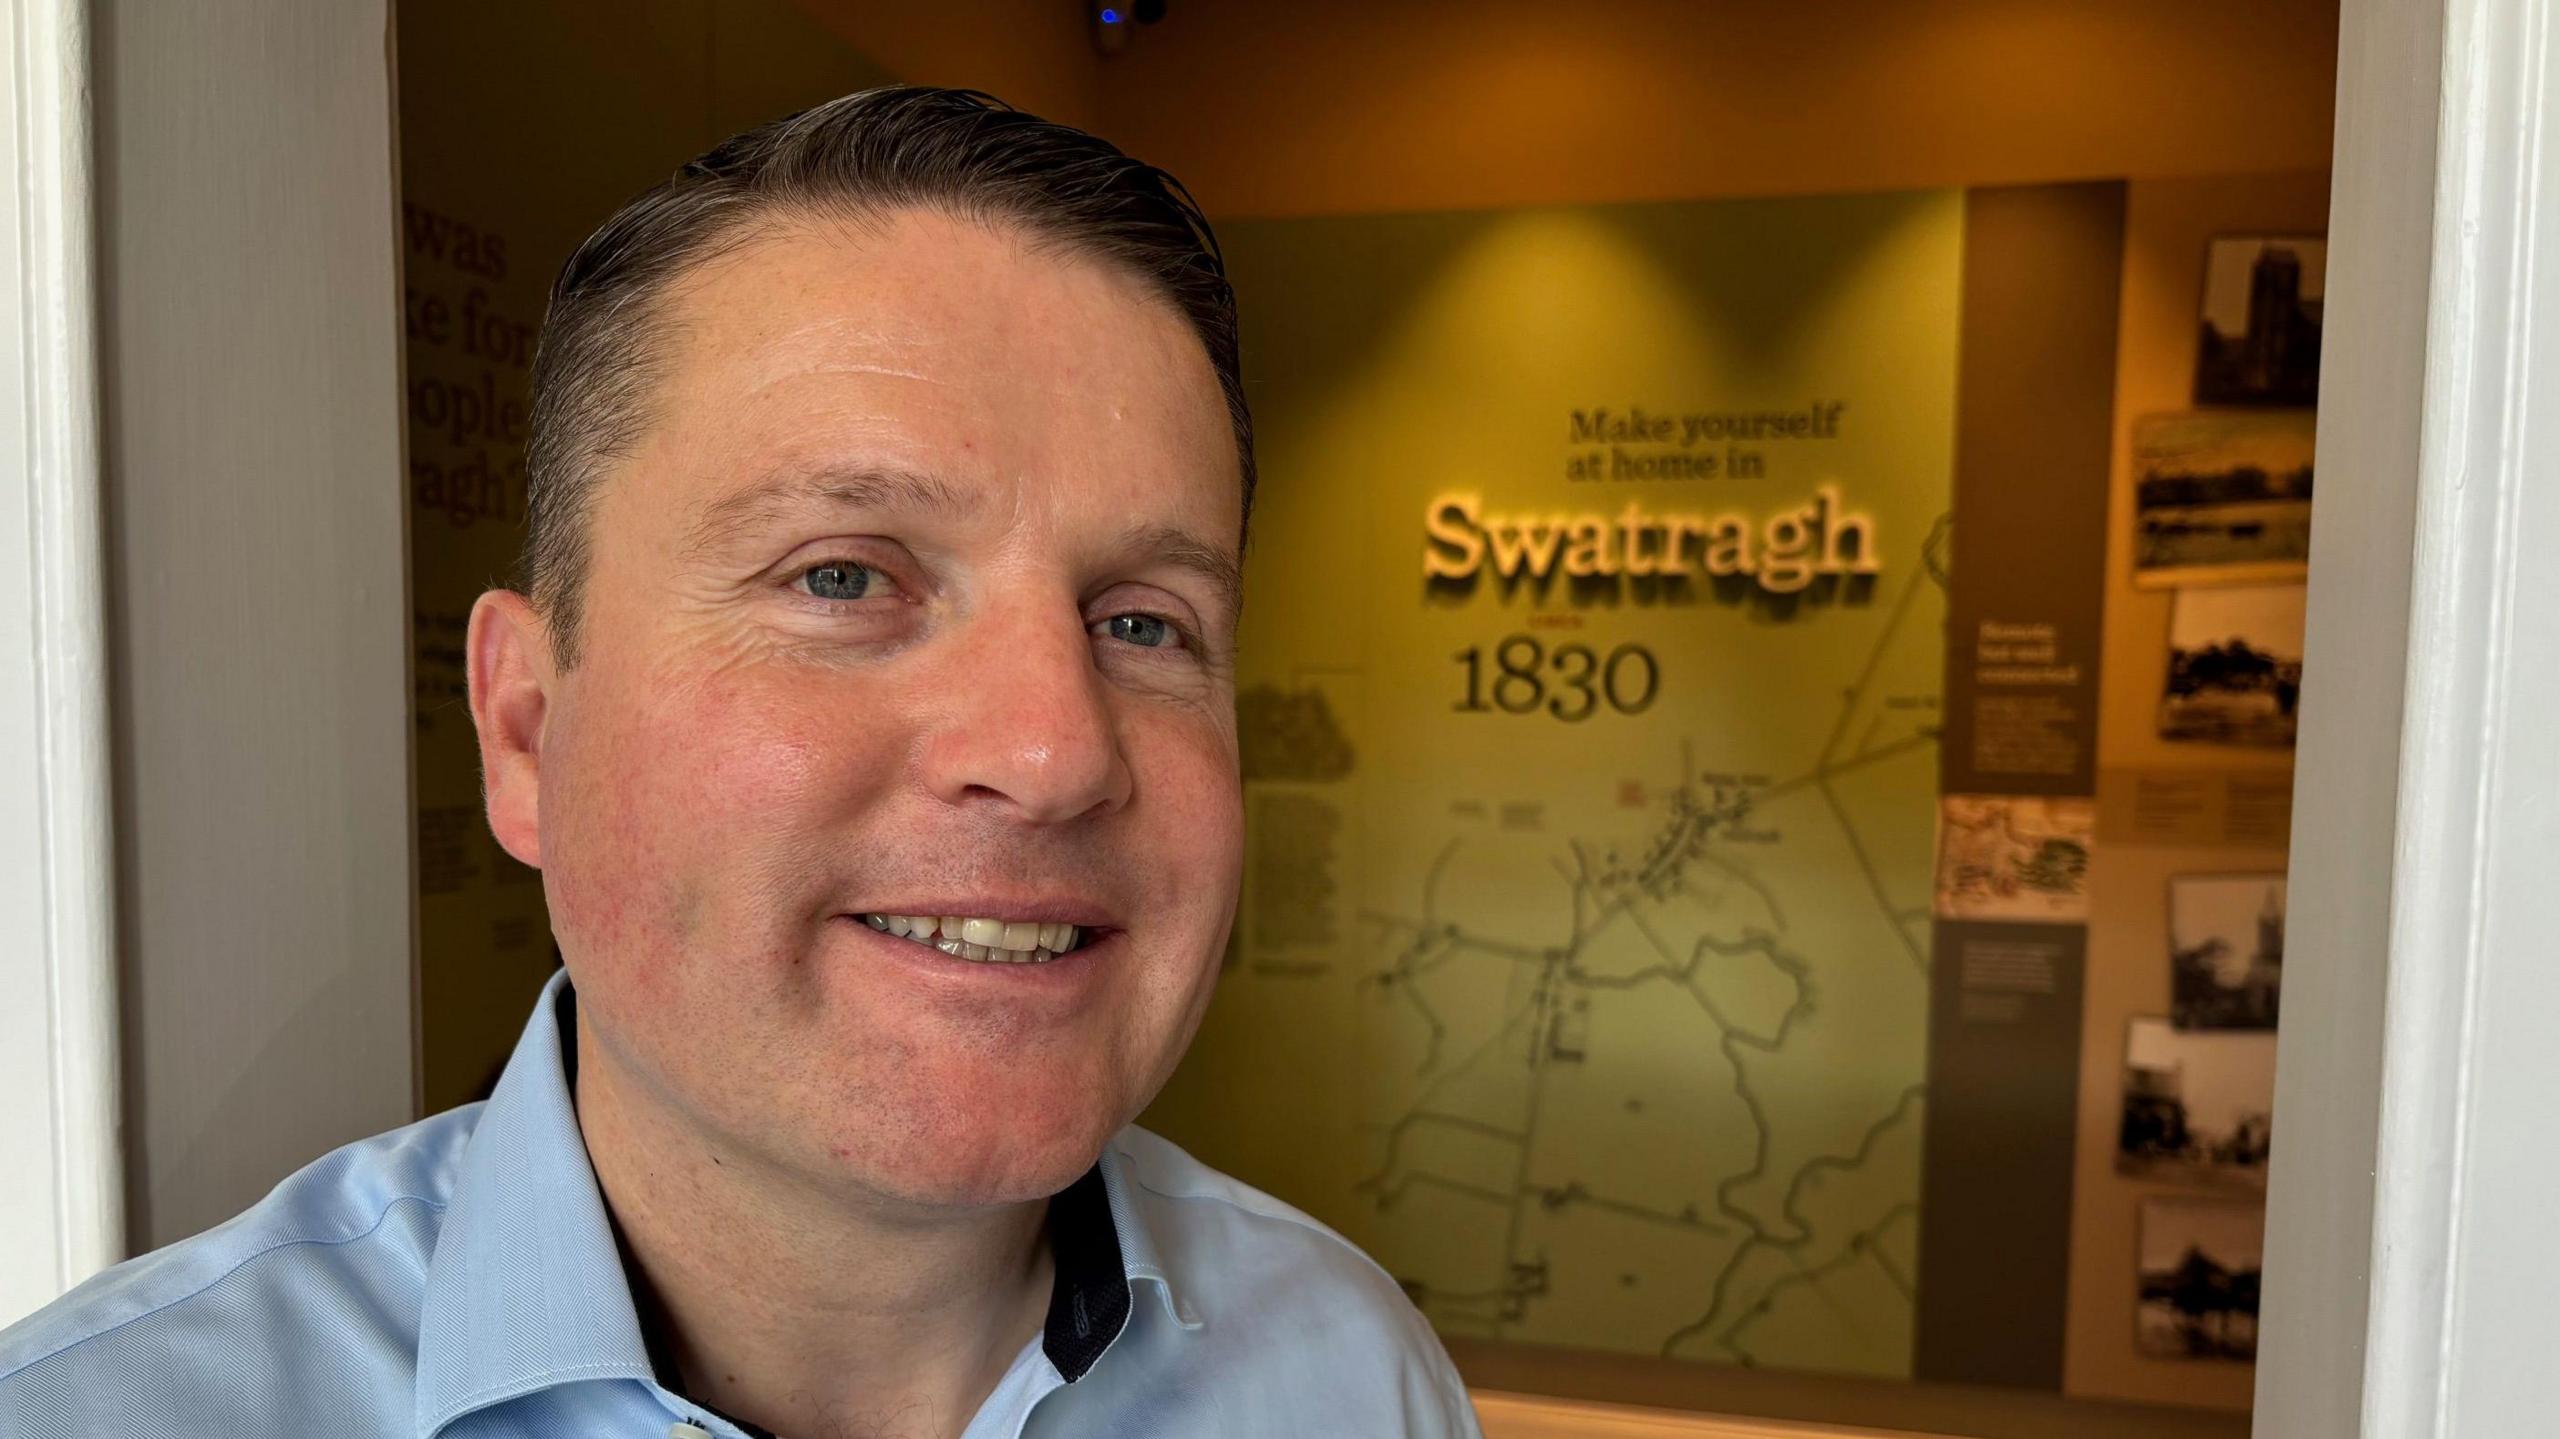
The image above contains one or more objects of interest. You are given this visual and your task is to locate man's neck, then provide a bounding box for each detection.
[570,1018,1055,1439]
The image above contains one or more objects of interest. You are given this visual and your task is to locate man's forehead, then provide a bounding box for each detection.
[617,212,1244,571]
[650,215,1229,453]
[670,210,1175,362]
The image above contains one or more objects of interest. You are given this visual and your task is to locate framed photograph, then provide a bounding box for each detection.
[2195,235,2324,405]
[2136,1198,2264,1361]
[2132,411,2315,589]
[2160,584,2305,748]
[2170,874,2285,1030]
[2117,1016,2276,1190]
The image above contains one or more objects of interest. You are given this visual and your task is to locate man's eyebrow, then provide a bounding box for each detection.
[1121,522,1245,618]
[682,466,973,558]
[683,470,1242,611]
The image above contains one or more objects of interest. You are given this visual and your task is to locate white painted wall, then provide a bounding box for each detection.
[93,0,415,1253]
[2246,0,2439,1430]
[0,0,121,1327]
[2258,0,2560,1434]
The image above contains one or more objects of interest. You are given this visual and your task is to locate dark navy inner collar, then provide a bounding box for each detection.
[1042,1162,1134,1383]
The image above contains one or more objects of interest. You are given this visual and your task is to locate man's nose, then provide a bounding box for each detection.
[918,599,1133,824]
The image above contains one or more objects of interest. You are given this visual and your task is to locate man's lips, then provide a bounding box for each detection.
[840,900,1120,966]
[842,896,1118,928]
[857,913,1088,964]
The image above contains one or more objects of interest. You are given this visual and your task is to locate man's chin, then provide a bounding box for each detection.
[832,1114,1120,1211]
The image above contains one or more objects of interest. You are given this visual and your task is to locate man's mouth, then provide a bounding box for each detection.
[857,913,1091,965]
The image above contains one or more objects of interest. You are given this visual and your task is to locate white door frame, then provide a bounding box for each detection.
[2257,0,2560,1434]
[0,0,122,1327]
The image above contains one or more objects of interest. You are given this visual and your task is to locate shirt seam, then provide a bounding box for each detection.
[420,1359,659,1436]
[0,1191,451,1387]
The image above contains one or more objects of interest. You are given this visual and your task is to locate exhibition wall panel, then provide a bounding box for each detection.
[1138,167,2322,1430]
[1143,185,1967,1383]
[1913,182,2125,1393]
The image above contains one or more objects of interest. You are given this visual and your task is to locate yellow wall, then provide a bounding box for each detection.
[1091,0,2337,218]
[794,0,2337,220]
[796,1,1103,132]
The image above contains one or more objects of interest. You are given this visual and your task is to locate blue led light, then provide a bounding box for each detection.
[1100,7,1121,21]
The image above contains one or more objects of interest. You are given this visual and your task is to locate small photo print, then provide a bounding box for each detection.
[2138,1198,2264,1362]
[2171,874,2285,1031]
[2160,584,2305,748]
[2133,411,2315,589]
[2196,235,2324,406]
[1236,682,1357,782]
[1932,794,2095,923]
[2118,1017,2276,1190]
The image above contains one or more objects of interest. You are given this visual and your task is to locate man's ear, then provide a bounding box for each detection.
[467,590,555,869]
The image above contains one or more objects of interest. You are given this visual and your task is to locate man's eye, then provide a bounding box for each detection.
[1103,613,1177,649]
[796,561,896,602]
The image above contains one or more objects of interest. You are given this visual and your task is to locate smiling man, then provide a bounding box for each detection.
[0,88,1479,1439]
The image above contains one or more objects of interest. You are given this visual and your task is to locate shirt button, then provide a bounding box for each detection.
[669,1425,714,1438]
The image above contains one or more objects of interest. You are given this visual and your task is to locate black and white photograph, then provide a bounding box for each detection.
[2159,584,2305,748]
[2137,1199,2263,1362]
[2132,411,2315,589]
[2117,1017,2276,1190]
[2195,234,2324,405]
[2170,874,2285,1031]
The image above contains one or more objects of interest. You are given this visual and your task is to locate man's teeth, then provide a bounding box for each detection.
[859,914,1084,963]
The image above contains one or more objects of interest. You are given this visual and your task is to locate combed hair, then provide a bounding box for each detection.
[520,85,1252,665]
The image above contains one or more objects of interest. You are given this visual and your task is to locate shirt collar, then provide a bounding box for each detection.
[414,971,1196,1436]
[413,970,655,1438]
[1097,1141,1203,1334]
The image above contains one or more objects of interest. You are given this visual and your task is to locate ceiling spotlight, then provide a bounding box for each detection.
[1091,0,1167,56]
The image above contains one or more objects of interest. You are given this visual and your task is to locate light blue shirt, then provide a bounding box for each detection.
[0,971,1481,1437]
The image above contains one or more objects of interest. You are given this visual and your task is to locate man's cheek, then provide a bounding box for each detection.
[543,771,683,962]
[596,676,905,937]
[625,673,838,816]
[544,682,730,943]
[1134,712,1243,869]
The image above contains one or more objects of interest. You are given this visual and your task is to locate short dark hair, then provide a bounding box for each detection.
[520,85,1251,666]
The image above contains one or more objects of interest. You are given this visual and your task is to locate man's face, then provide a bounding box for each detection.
[491,209,1245,1209]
